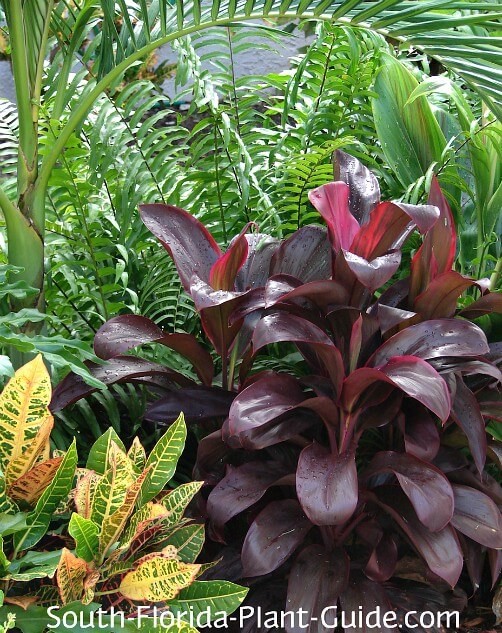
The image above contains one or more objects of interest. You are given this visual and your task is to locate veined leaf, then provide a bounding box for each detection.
[161,524,205,563]
[0,355,51,473]
[161,481,203,527]
[68,514,99,563]
[127,437,146,473]
[90,447,136,528]
[86,428,126,475]
[56,548,88,605]
[169,580,248,625]
[13,441,78,551]
[5,414,53,487]
[9,457,63,506]
[121,502,169,547]
[98,469,150,560]
[119,555,200,602]
[0,472,17,514]
[74,470,101,520]
[138,414,187,506]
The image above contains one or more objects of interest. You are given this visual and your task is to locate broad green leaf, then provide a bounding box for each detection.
[13,441,78,551]
[161,481,203,527]
[0,474,17,514]
[0,355,51,473]
[372,54,446,188]
[0,602,99,633]
[161,524,205,563]
[0,357,13,380]
[119,555,200,602]
[68,514,99,563]
[0,511,26,535]
[138,414,187,506]
[169,580,248,625]
[86,428,126,474]
[0,536,8,572]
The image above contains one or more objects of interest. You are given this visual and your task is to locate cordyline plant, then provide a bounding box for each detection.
[52,152,502,632]
[0,357,247,633]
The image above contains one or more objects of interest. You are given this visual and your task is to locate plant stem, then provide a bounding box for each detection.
[490,257,502,291]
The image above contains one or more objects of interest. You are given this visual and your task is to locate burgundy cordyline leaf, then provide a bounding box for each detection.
[375,304,418,335]
[50,356,192,411]
[367,319,489,367]
[365,451,454,532]
[194,430,232,484]
[460,534,486,591]
[207,461,290,537]
[339,578,395,633]
[375,489,463,587]
[270,225,331,282]
[402,405,440,461]
[333,149,380,225]
[451,375,487,475]
[235,233,280,291]
[489,549,502,589]
[139,203,221,290]
[209,223,250,291]
[342,249,401,292]
[286,544,349,633]
[241,500,313,577]
[264,275,303,308]
[270,278,350,311]
[342,356,451,422]
[308,182,360,252]
[459,291,502,319]
[365,533,398,582]
[93,314,214,385]
[451,484,502,549]
[296,443,358,526]
[413,271,474,319]
[144,387,235,425]
[350,200,439,261]
[224,373,315,449]
[253,312,345,395]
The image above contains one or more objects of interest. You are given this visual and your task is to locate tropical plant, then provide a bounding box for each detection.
[0,0,500,333]
[0,356,247,632]
[52,152,502,629]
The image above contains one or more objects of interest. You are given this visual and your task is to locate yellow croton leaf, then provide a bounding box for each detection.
[56,548,89,605]
[119,555,200,602]
[9,456,63,505]
[121,502,169,546]
[0,355,51,474]
[74,470,101,519]
[5,414,54,487]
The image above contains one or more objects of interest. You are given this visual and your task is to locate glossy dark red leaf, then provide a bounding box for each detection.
[451,376,487,475]
[270,225,331,282]
[241,500,313,577]
[342,249,401,292]
[296,443,358,526]
[458,291,502,319]
[139,203,221,290]
[207,461,290,535]
[308,182,360,252]
[339,578,395,633]
[209,224,250,291]
[451,484,502,549]
[50,356,192,411]
[271,279,350,311]
[253,313,345,395]
[367,319,489,367]
[375,489,463,587]
[333,149,380,225]
[224,373,316,449]
[350,200,439,261]
[144,387,235,424]
[366,451,454,531]
[402,405,440,461]
[413,271,473,319]
[364,533,398,582]
[343,356,451,422]
[93,314,214,385]
[286,544,349,633]
[235,233,280,291]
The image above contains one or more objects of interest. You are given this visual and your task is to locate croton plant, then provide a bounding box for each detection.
[52,152,502,632]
